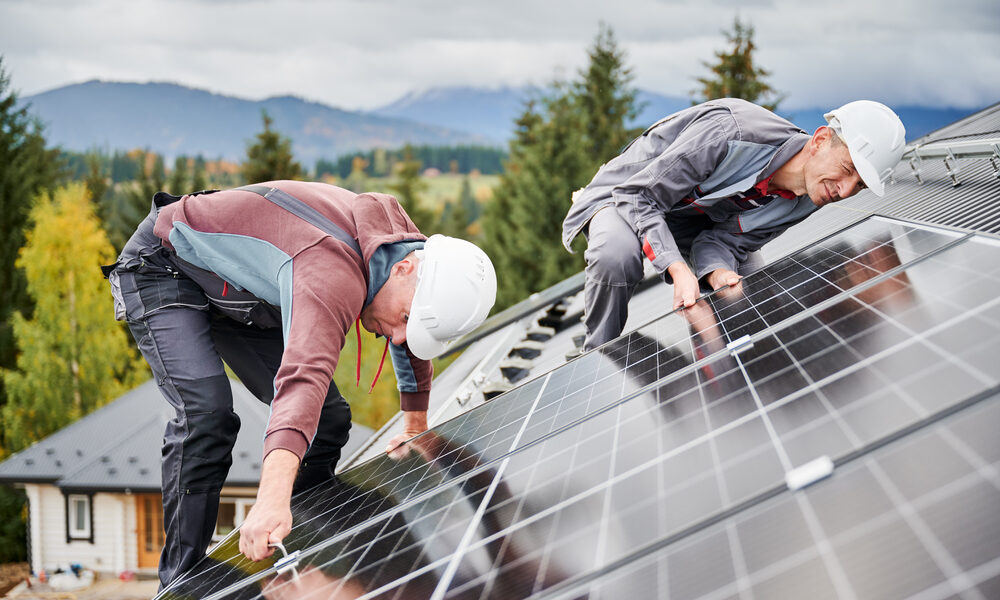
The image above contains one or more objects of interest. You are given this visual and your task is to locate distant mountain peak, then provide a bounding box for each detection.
[24,81,489,162]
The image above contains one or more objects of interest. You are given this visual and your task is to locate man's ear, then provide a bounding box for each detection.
[392,257,417,279]
[811,126,833,152]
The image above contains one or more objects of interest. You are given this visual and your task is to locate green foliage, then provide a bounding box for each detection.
[1,183,146,454]
[575,23,640,166]
[0,57,65,451]
[388,145,435,232]
[695,16,782,111]
[241,110,303,184]
[458,176,480,224]
[84,151,110,213]
[191,155,208,192]
[436,197,472,241]
[168,155,190,195]
[333,325,400,431]
[315,158,338,179]
[98,151,160,252]
[333,325,459,431]
[481,25,637,311]
[0,485,27,562]
[343,156,369,193]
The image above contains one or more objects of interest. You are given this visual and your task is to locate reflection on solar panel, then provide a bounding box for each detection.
[157,216,1000,600]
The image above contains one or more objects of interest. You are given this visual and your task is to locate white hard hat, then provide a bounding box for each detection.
[824,100,906,196]
[406,235,497,359]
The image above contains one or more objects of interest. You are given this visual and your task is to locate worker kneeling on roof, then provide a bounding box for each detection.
[103,181,497,586]
[562,99,906,353]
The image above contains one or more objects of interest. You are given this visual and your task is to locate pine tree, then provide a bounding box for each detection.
[388,145,434,232]
[695,16,782,111]
[458,175,480,224]
[102,150,159,252]
[191,155,208,192]
[575,23,640,167]
[0,57,64,445]
[241,110,303,184]
[436,199,471,241]
[84,150,109,214]
[168,155,190,194]
[481,26,638,311]
[1,183,146,453]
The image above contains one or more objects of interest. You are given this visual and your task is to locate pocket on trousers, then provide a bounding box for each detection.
[108,270,126,322]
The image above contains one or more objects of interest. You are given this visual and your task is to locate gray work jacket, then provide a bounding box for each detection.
[562,98,817,281]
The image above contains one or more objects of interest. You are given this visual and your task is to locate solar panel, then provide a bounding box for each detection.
[156,218,1000,600]
[545,392,1000,599]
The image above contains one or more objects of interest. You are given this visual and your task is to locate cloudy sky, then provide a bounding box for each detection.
[2,0,998,111]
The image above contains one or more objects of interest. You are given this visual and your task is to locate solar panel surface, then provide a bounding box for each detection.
[157,217,1000,600]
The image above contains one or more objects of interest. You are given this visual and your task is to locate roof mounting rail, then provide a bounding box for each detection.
[903,137,1000,186]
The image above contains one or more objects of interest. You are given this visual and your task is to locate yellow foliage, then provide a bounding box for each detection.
[1,183,148,454]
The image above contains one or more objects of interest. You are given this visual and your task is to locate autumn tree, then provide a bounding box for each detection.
[1,183,146,453]
[241,110,303,183]
[344,156,369,193]
[695,16,782,111]
[0,58,64,420]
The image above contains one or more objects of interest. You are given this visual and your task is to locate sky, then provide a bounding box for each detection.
[2,0,999,112]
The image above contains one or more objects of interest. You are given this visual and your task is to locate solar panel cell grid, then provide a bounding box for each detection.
[547,395,1000,600]
[156,218,1000,600]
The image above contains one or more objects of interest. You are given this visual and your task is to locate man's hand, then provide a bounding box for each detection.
[239,449,298,562]
[386,410,429,459]
[668,261,699,309]
[706,268,742,291]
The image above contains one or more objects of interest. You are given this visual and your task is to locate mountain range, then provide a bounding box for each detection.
[23,81,984,164]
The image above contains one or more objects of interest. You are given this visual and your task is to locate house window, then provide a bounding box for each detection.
[213,497,254,541]
[66,494,92,542]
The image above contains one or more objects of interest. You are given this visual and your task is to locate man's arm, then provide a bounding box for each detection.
[386,410,429,456]
[384,343,433,454]
[690,227,782,288]
[610,114,733,276]
[239,449,299,561]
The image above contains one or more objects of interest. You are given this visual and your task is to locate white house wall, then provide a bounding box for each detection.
[28,484,139,574]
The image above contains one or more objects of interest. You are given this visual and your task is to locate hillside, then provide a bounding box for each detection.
[24,81,984,164]
[372,86,984,143]
[23,81,489,163]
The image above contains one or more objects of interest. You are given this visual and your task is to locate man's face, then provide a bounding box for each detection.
[803,129,866,208]
[360,259,417,346]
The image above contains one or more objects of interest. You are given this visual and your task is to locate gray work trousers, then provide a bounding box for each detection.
[581,207,765,351]
[112,212,351,587]
[582,207,645,350]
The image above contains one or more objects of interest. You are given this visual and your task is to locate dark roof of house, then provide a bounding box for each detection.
[0,378,375,492]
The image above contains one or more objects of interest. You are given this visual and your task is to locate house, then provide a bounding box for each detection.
[0,378,373,576]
